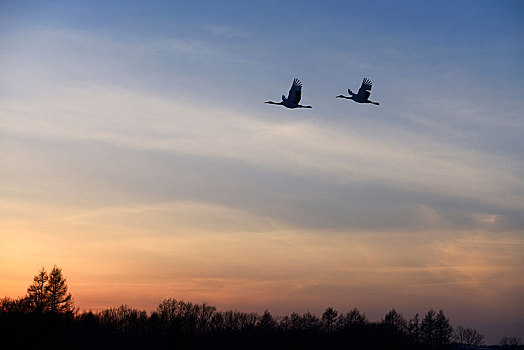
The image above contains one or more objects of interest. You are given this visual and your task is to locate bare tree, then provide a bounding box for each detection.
[454,325,485,348]
[99,304,147,333]
[197,302,216,334]
[500,336,521,348]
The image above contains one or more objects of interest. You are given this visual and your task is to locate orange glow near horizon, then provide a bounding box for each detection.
[2,199,523,326]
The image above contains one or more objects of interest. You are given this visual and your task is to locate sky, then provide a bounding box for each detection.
[1,0,523,344]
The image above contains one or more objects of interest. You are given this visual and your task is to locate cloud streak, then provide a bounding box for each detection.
[2,85,522,213]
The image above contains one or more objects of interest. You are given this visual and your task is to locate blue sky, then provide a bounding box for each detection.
[1,0,523,344]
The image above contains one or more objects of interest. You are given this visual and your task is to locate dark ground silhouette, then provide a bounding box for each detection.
[1,266,521,350]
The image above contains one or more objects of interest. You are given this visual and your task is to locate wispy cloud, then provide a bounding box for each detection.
[2,85,523,213]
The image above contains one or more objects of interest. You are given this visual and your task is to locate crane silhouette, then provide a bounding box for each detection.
[336,78,380,105]
[265,78,312,109]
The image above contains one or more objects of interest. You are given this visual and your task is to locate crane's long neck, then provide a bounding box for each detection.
[265,101,283,105]
[336,95,352,100]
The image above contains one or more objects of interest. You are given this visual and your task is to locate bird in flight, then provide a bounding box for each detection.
[265,78,312,109]
[336,78,380,105]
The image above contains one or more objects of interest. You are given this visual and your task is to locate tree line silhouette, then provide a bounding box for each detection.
[1,266,521,349]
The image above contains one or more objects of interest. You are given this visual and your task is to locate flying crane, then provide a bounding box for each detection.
[336,78,380,105]
[265,78,312,109]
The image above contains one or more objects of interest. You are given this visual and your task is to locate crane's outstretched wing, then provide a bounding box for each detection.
[287,78,303,105]
[357,78,372,100]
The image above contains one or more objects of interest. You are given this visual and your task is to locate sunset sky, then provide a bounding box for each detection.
[1,0,523,344]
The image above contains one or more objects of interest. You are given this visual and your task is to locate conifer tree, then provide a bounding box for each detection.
[45,265,74,314]
[26,267,48,312]
[321,307,338,333]
[421,309,453,349]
